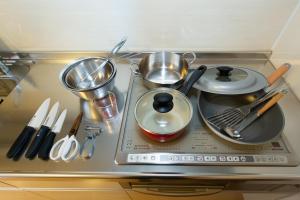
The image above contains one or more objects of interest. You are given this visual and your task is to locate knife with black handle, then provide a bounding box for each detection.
[38,109,67,160]
[25,101,60,160]
[7,126,36,160]
[6,98,51,160]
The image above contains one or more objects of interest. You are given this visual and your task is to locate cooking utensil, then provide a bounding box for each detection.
[49,112,83,161]
[224,91,286,138]
[198,91,285,145]
[79,37,127,87]
[134,65,206,142]
[135,51,196,89]
[38,109,67,160]
[25,101,60,159]
[196,63,290,145]
[193,63,291,95]
[80,128,101,160]
[207,88,284,129]
[60,57,116,100]
[6,98,51,160]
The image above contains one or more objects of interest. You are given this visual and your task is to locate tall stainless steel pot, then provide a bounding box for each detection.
[135,51,196,89]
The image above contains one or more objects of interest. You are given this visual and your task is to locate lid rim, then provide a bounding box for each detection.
[193,66,267,95]
[134,88,193,134]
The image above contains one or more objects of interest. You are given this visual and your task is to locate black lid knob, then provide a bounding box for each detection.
[217,66,233,76]
[153,93,173,113]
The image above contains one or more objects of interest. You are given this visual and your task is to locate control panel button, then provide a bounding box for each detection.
[240,156,246,162]
[188,156,195,161]
[196,156,203,161]
[219,156,226,162]
[204,156,211,161]
[233,156,239,162]
[211,156,217,162]
[227,156,233,162]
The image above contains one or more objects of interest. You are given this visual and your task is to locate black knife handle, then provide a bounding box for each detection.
[6,126,36,160]
[25,125,50,159]
[38,131,56,160]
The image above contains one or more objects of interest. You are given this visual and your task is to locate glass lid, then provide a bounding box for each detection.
[134,88,192,135]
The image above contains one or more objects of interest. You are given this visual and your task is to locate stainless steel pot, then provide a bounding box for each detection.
[136,51,196,89]
[60,57,116,100]
[134,66,206,142]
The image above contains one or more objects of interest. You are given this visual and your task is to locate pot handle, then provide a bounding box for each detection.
[267,63,291,86]
[182,52,197,65]
[110,37,127,57]
[179,65,207,95]
[130,62,141,75]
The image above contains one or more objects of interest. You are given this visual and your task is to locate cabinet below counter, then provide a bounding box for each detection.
[1,177,300,200]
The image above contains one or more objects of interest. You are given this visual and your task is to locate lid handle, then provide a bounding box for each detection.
[153,93,174,113]
[217,66,233,76]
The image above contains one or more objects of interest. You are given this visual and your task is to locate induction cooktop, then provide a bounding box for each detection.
[115,72,299,166]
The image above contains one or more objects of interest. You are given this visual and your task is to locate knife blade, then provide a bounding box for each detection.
[224,92,285,138]
[6,98,51,160]
[38,109,67,160]
[25,101,60,159]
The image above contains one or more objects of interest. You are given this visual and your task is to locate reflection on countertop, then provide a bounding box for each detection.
[0,52,300,180]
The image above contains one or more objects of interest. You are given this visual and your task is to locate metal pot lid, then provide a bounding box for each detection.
[134,88,193,135]
[193,66,268,95]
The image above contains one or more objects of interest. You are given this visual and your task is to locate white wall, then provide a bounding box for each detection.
[271,1,300,98]
[0,0,298,51]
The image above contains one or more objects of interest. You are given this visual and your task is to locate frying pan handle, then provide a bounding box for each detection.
[257,92,285,116]
[182,52,197,65]
[267,63,291,86]
[179,65,207,95]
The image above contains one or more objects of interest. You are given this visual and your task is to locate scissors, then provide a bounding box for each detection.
[49,112,83,161]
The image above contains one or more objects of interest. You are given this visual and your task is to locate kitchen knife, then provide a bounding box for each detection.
[224,91,286,138]
[38,109,67,160]
[25,101,60,159]
[6,98,51,160]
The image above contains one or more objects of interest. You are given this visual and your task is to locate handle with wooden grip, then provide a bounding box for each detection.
[267,63,291,86]
[257,92,285,116]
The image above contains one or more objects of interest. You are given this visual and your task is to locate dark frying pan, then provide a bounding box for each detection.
[198,92,285,145]
[195,63,290,145]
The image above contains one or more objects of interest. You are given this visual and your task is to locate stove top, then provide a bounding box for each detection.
[115,72,299,166]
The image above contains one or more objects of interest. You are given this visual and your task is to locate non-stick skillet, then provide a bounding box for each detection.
[194,63,290,145]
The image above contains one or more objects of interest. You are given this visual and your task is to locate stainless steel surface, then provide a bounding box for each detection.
[199,91,285,145]
[60,57,116,100]
[115,73,296,165]
[1,52,300,179]
[136,51,195,89]
[0,60,30,98]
